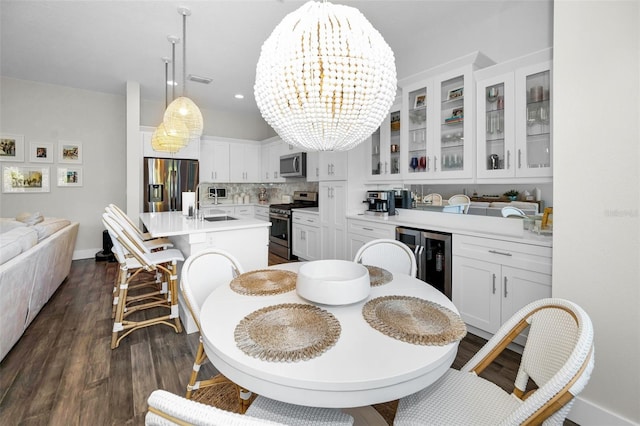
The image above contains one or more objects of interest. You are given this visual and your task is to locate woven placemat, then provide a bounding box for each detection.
[230,269,297,296]
[362,295,466,346]
[234,303,341,362]
[364,265,393,286]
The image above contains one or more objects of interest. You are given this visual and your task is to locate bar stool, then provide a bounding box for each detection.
[103,213,183,349]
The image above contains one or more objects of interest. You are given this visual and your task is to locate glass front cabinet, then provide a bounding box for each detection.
[400,53,494,181]
[368,101,402,181]
[476,49,553,180]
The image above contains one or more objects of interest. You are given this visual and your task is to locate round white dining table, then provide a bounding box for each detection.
[199,262,461,408]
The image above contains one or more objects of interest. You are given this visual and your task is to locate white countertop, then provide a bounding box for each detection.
[140,211,270,237]
[292,207,319,214]
[348,209,552,248]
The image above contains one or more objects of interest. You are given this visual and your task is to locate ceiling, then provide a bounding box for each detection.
[1,1,516,116]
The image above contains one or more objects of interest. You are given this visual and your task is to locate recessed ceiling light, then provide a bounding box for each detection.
[234,94,245,99]
[166,80,178,86]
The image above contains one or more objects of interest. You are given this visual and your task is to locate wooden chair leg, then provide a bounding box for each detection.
[239,387,253,414]
[111,265,128,349]
[186,340,208,399]
[168,260,182,333]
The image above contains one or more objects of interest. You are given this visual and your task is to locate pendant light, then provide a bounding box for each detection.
[163,7,203,141]
[151,39,189,153]
[254,0,397,152]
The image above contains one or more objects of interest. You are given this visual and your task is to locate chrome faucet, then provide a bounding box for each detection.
[212,186,218,205]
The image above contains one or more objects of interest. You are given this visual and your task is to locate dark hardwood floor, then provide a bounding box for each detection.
[0,256,577,425]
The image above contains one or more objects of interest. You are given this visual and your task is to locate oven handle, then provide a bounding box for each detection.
[269,212,290,220]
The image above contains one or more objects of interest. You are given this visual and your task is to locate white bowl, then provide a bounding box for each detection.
[296,260,370,305]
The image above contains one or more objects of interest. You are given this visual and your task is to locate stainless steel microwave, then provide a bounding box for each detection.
[280,152,306,178]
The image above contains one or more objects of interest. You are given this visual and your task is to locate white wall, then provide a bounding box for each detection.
[0,77,126,259]
[141,98,276,141]
[0,77,278,257]
[554,1,639,424]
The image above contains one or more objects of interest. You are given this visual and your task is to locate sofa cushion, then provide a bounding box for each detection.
[0,227,38,264]
[16,212,44,226]
[0,218,27,234]
[32,218,71,241]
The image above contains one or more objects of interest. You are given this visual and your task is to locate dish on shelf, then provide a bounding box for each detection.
[447,86,463,100]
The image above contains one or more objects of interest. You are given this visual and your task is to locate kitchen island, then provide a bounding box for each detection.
[140,210,271,333]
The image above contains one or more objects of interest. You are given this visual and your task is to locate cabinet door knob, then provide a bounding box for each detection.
[518,149,522,169]
[507,150,511,170]
[433,156,438,172]
[504,276,508,298]
[492,273,496,294]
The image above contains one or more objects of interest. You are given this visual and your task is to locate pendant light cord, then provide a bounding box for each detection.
[182,12,187,97]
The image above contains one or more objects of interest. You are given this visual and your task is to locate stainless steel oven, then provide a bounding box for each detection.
[269,191,318,260]
[268,210,291,259]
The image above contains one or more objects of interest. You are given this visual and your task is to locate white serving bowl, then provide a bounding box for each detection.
[296,260,370,305]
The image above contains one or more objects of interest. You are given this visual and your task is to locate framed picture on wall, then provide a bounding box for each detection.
[57,166,83,187]
[0,134,25,162]
[58,141,82,164]
[29,142,55,163]
[2,165,50,193]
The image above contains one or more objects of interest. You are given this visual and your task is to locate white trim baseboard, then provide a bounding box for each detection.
[73,248,101,260]
[568,396,638,426]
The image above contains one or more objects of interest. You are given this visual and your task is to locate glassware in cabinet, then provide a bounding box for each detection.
[368,103,401,180]
[407,87,428,174]
[515,60,552,178]
[476,72,515,179]
[440,75,465,172]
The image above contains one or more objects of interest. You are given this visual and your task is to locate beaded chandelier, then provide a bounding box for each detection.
[254,0,397,152]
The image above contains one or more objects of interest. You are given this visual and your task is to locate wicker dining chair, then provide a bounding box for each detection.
[502,206,527,218]
[103,213,183,349]
[447,194,471,214]
[180,248,251,410]
[354,238,417,277]
[394,298,594,426]
[423,193,443,206]
[146,390,354,426]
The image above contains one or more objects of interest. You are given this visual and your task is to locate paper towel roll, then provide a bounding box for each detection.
[182,192,195,216]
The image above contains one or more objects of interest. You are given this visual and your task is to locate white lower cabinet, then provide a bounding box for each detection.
[452,235,551,344]
[319,181,347,260]
[254,205,269,221]
[292,211,320,261]
[346,218,396,260]
[234,205,255,218]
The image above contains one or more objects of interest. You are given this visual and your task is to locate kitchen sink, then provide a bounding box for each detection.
[204,216,238,222]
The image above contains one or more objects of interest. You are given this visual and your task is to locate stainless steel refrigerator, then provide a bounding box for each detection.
[143,157,199,212]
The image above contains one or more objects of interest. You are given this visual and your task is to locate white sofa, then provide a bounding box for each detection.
[0,216,79,361]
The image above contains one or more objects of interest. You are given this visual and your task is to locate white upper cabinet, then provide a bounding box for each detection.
[318,151,348,181]
[230,142,261,182]
[399,52,494,182]
[475,48,552,181]
[200,138,230,183]
[141,127,200,160]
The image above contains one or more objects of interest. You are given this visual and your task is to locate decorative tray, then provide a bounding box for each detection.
[234,303,341,362]
[362,295,466,346]
[230,269,297,296]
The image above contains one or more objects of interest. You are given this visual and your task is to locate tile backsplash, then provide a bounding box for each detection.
[199,181,318,205]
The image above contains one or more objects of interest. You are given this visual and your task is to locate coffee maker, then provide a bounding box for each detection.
[394,189,412,209]
[364,191,395,217]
